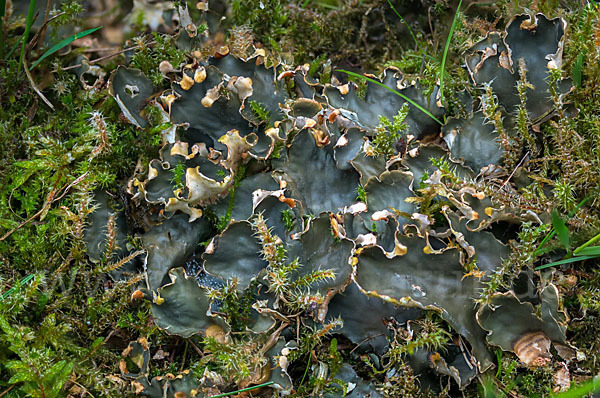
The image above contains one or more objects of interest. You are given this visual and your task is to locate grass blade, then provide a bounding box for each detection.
[574,231,600,254]
[5,36,23,59]
[337,69,443,125]
[30,26,102,70]
[551,210,570,249]
[1,0,6,57]
[438,0,462,105]
[0,274,34,301]
[552,376,599,397]
[387,0,423,52]
[534,228,557,256]
[535,255,597,270]
[209,382,274,397]
[574,245,600,256]
[534,196,589,255]
[572,54,584,88]
[18,0,36,74]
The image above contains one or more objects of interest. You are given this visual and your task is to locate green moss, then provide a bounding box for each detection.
[371,103,409,157]
[248,100,271,124]
[281,209,295,232]
[129,32,188,88]
[2,1,600,396]
[355,184,367,203]
[170,161,186,191]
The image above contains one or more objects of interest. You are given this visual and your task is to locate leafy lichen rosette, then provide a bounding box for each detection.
[98,14,578,392]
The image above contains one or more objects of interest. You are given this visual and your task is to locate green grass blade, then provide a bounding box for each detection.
[0,274,34,301]
[534,228,557,256]
[209,382,274,397]
[572,54,584,88]
[574,245,600,256]
[1,0,6,57]
[534,196,589,255]
[551,210,570,249]
[337,69,443,125]
[570,196,591,216]
[387,0,423,52]
[30,26,102,70]
[552,376,600,397]
[535,255,596,270]
[18,0,36,74]
[5,36,23,59]
[438,0,462,105]
[574,231,600,254]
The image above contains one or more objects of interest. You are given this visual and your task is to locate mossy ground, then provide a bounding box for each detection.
[1,0,600,396]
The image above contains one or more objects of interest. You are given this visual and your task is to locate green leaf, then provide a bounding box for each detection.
[535,255,596,270]
[1,274,35,301]
[574,246,600,256]
[0,0,6,56]
[551,210,570,249]
[30,26,102,70]
[8,365,38,384]
[336,69,443,125]
[572,54,584,88]
[387,0,423,53]
[43,360,73,396]
[90,336,104,349]
[574,230,600,254]
[535,196,589,255]
[18,0,36,74]
[438,0,463,105]
[552,376,600,397]
[208,381,274,397]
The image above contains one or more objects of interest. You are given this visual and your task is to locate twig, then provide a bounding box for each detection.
[89,44,144,64]
[1,172,88,241]
[82,47,119,52]
[36,0,54,51]
[0,385,15,398]
[349,333,384,354]
[70,380,96,398]
[22,57,55,110]
[179,340,188,372]
[1,174,61,241]
[27,11,65,52]
[458,335,474,370]
[500,151,529,189]
[187,339,204,357]
[54,45,142,72]
[53,172,89,203]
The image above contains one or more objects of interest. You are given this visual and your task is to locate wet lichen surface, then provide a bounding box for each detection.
[2,1,600,397]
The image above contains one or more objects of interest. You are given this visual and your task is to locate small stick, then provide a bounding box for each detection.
[36,0,54,51]
[23,58,54,110]
[0,385,15,398]
[28,11,66,52]
[82,47,120,52]
[0,171,87,241]
[349,333,384,354]
[89,44,144,64]
[179,340,188,372]
[54,45,142,72]
[500,151,530,189]
[187,339,204,357]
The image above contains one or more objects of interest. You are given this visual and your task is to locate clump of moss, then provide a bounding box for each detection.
[371,103,409,157]
[129,32,189,87]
